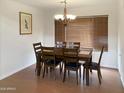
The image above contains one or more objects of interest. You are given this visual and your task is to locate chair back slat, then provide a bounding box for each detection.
[35,47,42,50]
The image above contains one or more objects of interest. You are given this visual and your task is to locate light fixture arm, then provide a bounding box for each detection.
[54,0,76,25]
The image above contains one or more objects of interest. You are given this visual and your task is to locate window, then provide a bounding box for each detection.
[55,16,108,51]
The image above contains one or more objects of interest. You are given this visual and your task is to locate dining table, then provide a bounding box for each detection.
[36,45,92,86]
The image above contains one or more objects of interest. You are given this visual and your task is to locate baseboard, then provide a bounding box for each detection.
[101,66,118,70]
[121,76,124,88]
[118,67,124,88]
[0,63,34,80]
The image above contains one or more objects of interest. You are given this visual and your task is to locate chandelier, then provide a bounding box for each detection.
[54,0,76,25]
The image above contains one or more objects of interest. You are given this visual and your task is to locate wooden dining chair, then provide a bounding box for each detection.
[33,42,43,75]
[63,48,81,85]
[83,46,104,84]
[42,47,62,79]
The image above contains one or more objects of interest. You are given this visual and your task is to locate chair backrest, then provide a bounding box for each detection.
[73,42,80,49]
[63,48,79,64]
[98,46,104,65]
[42,47,55,61]
[55,41,66,48]
[66,42,80,49]
[54,47,64,59]
[33,42,42,61]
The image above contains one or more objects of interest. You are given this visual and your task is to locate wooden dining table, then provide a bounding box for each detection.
[36,46,92,86]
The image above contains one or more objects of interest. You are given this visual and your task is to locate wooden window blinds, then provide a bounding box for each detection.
[55,16,108,51]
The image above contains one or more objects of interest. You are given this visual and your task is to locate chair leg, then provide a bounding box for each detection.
[68,70,70,77]
[50,67,52,72]
[99,69,102,79]
[35,62,39,73]
[53,67,56,80]
[46,67,48,74]
[63,67,66,82]
[86,67,90,86]
[83,67,85,81]
[90,56,92,73]
[60,63,62,74]
[62,63,64,71]
[41,62,43,69]
[42,65,46,78]
[35,68,37,73]
[41,62,44,74]
[37,63,41,76]
[97,70,101,84]
[90,67,92,73]
[76,70,78,85]
[79,67,81,79]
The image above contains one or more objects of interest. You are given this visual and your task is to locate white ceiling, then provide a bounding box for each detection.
[13,0,115,9]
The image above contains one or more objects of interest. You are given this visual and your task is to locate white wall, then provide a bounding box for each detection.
[43,2,118,69]
[41,10,55,47]
[0,0,45,79]
[118,0,124,87]
[0,11,2,76]
[0,0,119,80]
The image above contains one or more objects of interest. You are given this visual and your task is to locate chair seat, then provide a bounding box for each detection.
[46,59,61,66]
[83,62,98,70]
[66,62,81,69]
[56,58,63,62]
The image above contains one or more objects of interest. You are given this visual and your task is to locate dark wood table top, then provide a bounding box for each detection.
[42,46,92,61]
